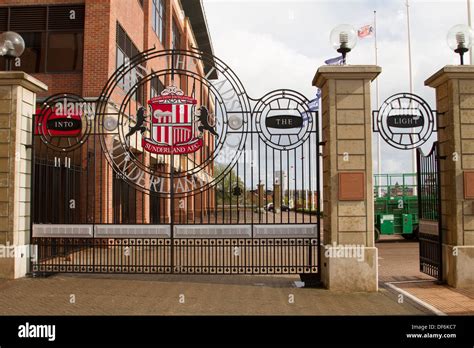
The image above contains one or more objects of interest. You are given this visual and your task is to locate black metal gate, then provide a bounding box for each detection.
[416,141,442,280]
[31,49,321,276]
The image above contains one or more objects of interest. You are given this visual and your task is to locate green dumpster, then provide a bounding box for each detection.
[380,214,394,234]
[373,173,419,242]
[402,213,413,234]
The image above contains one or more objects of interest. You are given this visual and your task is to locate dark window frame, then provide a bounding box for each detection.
[46,31,84,73]
[0,5,85,73]
[150,72,165,98]
[116,22,144,105]
[151,0,165,44]
[172,18,181,50]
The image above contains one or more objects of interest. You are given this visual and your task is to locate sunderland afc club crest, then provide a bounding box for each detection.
[126,86,216,155]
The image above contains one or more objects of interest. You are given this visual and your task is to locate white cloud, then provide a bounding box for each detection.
[204,0,468,174]
[209,29,318,98]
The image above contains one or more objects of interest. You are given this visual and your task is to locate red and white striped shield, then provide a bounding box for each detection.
[151,102,194,146]
[143,94,202,155]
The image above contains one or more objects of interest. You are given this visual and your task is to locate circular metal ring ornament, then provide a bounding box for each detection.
[228,115,243,130]
[253,89,314,151]
[103,116,118,131]
[95,48,251,197]
[374,93,436,150]
[35,93,93,152]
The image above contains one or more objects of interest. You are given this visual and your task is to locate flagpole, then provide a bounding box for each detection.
[406,0,417,176]
[469,0,473,64]
[374,11,381,178]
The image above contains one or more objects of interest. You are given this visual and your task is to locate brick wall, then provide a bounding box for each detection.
[2,0,215,224]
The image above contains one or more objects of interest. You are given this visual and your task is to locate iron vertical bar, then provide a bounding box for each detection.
[294,148,297,223]
[265,144,268,224]
[170,154,175,273]
[29,114,36,274]
[435,142,443,282]
[280,150,283,224]
[316,112,321,277]
[301,140,305,224]
[416,147,423,273]
[272,147,275,224]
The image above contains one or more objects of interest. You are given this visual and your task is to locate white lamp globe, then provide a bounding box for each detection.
[447,24,473,51]
[330,24,358,51]
[0,31,25,58]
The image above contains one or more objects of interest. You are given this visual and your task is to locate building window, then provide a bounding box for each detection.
[116,22,144,104]
[152,0,165,43]
[150,74,165,98]
[11,32,44,73]
[172,20,181,50]
[0,5,84,73]
[46,32,83,72]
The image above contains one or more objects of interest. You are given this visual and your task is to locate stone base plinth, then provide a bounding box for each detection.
[443,245,474,288]
[0,72,47,279]
[320,245,378,292]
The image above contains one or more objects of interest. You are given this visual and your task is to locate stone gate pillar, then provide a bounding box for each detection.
[0,72,47,279]
[425,66,474,288]
[313,66,381,291]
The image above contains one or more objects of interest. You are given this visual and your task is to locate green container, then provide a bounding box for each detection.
[380,214,395,234]
[373,173,420,240]
[402,213,413,234]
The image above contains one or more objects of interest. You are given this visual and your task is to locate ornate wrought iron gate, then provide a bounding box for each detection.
[417,141,442,280]
[31,49,321,276]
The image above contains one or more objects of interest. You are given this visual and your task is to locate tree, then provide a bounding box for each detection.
[214,164,245,206]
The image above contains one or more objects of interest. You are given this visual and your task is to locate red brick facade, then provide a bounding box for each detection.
[2,0,216,224]
[1,0,205,97]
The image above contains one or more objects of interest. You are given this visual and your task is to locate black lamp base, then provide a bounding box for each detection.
[2,57,14,71]
[455,46,469,65]
[337,47,351,65]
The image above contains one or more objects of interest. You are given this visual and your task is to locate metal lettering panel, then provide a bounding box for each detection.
[253,224,318,238]
[33,224,93,238]
[94,225,170,238]
[174,225,252,238]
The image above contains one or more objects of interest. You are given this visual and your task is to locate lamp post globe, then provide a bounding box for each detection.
[330,24,357,64]
[0,31,26,70]
[447,24,473,65]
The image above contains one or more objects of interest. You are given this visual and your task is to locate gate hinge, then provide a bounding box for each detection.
[318,141,327,146]
[437,155,447,160]
[24,144,33,149]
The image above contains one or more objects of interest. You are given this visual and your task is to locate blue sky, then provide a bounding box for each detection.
[203,0,469,174]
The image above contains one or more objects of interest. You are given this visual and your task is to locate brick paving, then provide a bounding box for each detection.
[395,281,474,315]
[0,234,470,315]
[0,274,426,315]
[377,235,434,283]
[377,235,474,315]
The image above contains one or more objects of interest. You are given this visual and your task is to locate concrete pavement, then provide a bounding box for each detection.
[0,273,427,315]
[377,235,474,316]
[0,234,470,316]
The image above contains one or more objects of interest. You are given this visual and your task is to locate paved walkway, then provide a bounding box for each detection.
[395,281,474,315]
[0,234,471,315]
[0,274,426,315]
[377,235,433,283]
[377,235,474,315]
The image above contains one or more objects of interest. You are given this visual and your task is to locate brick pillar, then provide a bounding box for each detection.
[313,66,381,291]
[425,66,474,287]
[0,72,47,279]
